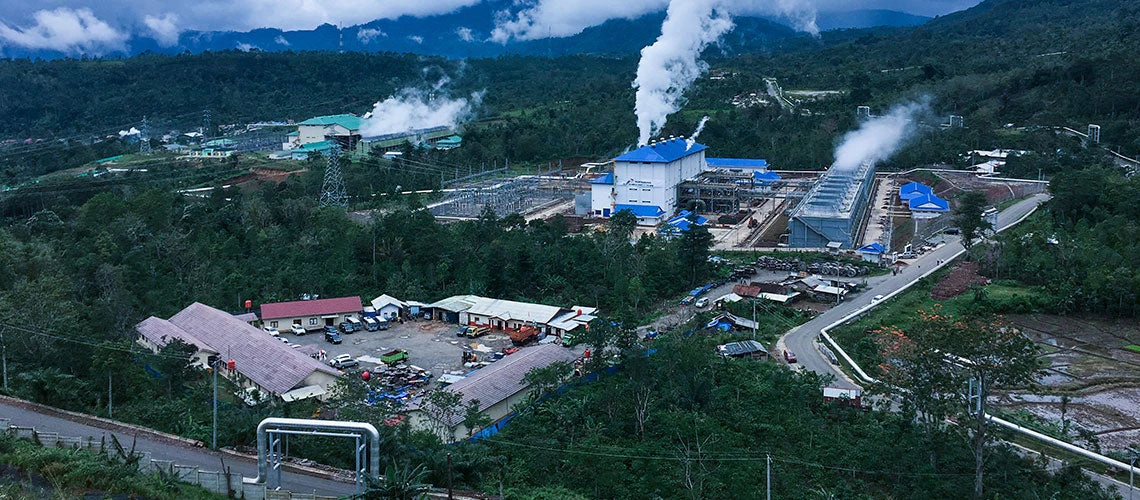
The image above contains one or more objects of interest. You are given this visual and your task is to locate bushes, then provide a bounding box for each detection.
[0,433,222,499]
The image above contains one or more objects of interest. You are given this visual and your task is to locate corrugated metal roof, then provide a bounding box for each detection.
[426,294,481,313]
[706,157,768,168]
[614,137,706,163]
[433,344,577,427]
[137,316,213,352]
[299,114,362,131]
[909,193,949,211]
[899,182,932,200]
[590,172,614,185]
[260,296,363,320]
[371,294,407,310]
[613,204,665,218]
[140,303,339,395]
[858,243,887,254]
[466,297,563,324]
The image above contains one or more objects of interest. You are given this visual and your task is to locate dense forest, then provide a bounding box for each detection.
[1,0,1138,497]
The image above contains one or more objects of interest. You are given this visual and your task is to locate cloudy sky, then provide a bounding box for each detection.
[0,0,983,55]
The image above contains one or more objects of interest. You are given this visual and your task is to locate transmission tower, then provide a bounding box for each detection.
[202,109,212,137]
[139,116,152,155]
[319,143,349,208]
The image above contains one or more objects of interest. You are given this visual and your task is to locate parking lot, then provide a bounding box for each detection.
[286,318,523,384]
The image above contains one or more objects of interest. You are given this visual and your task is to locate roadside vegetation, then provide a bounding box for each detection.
[0,431,223,499]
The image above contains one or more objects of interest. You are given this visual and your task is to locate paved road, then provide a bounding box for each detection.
[0,399,356,496]
[779,193,1051,389]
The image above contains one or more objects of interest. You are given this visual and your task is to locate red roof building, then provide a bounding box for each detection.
[260,296,364,329]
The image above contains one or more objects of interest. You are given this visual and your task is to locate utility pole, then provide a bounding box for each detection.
[1128,446,1138,500]
[1,327,7,390]
[108,371,113,418]
[766,453,771,500]
[213,359,219,449]
[752,299,757,339]
[447,452,454,499]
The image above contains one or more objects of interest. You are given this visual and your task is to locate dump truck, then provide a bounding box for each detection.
[381,349,408,365]
[510,326,540,345]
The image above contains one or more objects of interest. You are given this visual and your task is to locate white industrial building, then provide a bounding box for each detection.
[591,137,709,225]
[296,114,362,146]
[425,295,596,337]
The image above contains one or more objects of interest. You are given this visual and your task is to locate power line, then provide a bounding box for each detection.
[479,436,974,477]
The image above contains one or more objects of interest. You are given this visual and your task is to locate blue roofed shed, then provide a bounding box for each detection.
[613,204,666,225]
[899,182,933,201]
[857,242,888,263]
[753,171,782,185]
[909,193,950,212]
[590,173,614,185]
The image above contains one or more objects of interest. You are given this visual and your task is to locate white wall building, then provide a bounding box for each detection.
[590,137,708,225]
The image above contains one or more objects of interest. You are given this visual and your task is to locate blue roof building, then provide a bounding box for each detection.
[706,158,769,169]
[659,210,710,236]
[615,139,707,163]
[908,193,950,212]
[899,182,933,201]
[857,242,887,254]
[592,137,709,225]
[753,171,782,185]
[590,173,614,185]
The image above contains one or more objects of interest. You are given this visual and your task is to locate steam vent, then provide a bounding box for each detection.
[788,162,875,249]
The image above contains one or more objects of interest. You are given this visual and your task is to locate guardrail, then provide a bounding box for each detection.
[815,195,1140,479]
[1,421,337,500]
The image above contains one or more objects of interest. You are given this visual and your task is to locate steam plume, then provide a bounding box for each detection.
[361,82,482,137]
[831,98,931,171]
[633,0,818,146]
[686,115,709,150]
[634,1,731,146]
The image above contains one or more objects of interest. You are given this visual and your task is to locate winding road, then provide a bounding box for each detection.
[779,193,1051,388]
[0,397,355,496]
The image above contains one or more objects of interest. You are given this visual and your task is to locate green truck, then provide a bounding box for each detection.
[381,349,408,365]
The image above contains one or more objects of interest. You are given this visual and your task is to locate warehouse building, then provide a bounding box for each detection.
[405,344,578,442]
[788,162,876,249]
[425,295,596,337]
[136,303,340,402]
[296,114,362,146]
[260,296,363,331]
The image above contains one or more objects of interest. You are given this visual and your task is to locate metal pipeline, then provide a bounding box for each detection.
[247,417,380,486]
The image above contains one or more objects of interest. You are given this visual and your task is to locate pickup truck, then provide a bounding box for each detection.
[381,349,408,365]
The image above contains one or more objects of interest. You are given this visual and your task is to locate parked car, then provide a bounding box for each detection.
[339,321,358,334]
[264,327,280,337]
[290,325,306,336]
[871,295,885,304]
[694,297,709,308]
[324,331,343,344]
[330,355,358,369]
[783,349,797,364]
[278,337,291,345]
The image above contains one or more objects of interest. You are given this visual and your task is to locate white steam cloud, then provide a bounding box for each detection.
[0,8,128,55]
[274,35,290,46]
[634,1,731,146]
[361,85,482,137]
[686,115,709,150]
[831,98,931,171]
[633,0,818,145]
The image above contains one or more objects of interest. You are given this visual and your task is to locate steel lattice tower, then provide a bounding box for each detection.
[139,116,152,155]
[202,109,211,137]
[319,143,349,208]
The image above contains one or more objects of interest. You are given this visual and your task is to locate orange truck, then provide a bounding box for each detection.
[510,326,540,345]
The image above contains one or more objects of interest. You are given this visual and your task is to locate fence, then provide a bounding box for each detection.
[1,420,337,500]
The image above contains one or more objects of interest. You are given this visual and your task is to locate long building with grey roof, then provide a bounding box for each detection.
[136,302,340,402]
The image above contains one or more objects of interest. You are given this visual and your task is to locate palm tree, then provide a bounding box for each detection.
[352,462,432,500]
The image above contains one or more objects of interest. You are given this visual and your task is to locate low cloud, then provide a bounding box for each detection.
[235,42,258,52]
[0,8,128,55]
[274,35,290,46]
[456,26,475,42]
[357,27,386,43]
[143,13,180,46]
[407,35,424,44]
